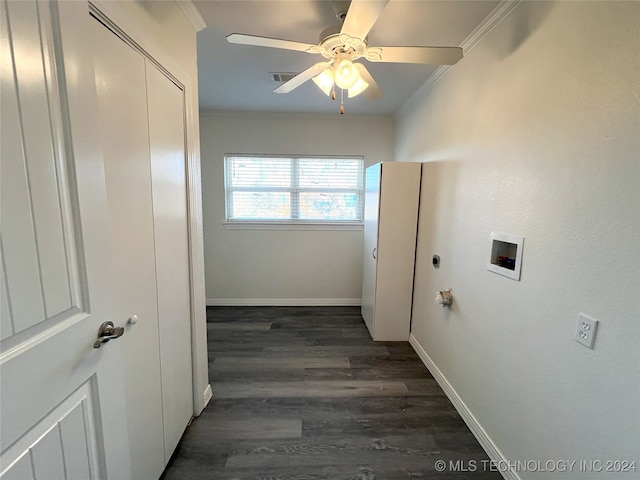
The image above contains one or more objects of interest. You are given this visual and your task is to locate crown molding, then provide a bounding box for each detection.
[176,0,206,32]
[396,0,522,118]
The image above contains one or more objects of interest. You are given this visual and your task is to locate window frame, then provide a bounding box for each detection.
[223,154,364,230]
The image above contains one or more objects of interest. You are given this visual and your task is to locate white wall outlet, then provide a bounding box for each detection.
[575,313,598,349]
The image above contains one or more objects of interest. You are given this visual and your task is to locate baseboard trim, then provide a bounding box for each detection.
[203,384,213,406]
[194,384,212,417]
[206,298,362,307]
[409,334,519,480]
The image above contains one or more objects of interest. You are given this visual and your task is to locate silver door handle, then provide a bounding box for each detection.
[372,247,377,259]
[94,321,125,348]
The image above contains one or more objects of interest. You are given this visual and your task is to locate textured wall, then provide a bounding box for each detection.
[396,2,639,478]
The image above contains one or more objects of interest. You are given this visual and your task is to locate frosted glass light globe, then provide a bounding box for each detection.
[312,68,334,96]
[334,58,360,90]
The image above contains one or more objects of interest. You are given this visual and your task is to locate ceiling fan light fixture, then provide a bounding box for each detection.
[333,56,360,90]
[312,68,334,96]
[229,0,463,111]
[348,76,369,98]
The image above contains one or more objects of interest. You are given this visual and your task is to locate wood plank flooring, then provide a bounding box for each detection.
[161,306,501,480]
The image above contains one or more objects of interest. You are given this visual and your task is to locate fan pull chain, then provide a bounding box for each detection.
[340,88,344,115]
[331,85,336,101]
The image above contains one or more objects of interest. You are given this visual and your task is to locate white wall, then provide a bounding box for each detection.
[200,112,394,304]
[396,2,639,478]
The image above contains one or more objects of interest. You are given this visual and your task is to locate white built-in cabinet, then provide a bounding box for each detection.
[361,162,422,341]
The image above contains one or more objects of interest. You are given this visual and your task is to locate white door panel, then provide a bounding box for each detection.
[2,382,99,480]
[90,16,166,480]
[1,264,11,340]
[0,1,45,333]
[146,62,194,459]
[1,454,33,480]
[91,13,194,477]
[7,0,71,320]
[1,1,131,478]
[361,163,381,333]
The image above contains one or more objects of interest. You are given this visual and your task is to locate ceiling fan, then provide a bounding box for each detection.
[226,0,463,113]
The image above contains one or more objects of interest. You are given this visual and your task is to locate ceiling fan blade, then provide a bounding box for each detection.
[226,33,317,53]
[366,46,463,65]
[274,62,332,94]
[355,63,383,100]
[340,0,389,41]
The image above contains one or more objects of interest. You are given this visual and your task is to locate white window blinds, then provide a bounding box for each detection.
[224,156,364,223]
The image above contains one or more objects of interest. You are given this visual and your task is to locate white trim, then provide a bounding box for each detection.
[176,1,206,32]
[223,222,363,231]
[183,59,210,419]
[396,0,523,118]
[409,334,519,480]
[200,384,213,413]
[207,298,362,307]
[461,0,523,54]
[0,310,84,365]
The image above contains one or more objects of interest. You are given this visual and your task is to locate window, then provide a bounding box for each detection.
[224,155,364,227]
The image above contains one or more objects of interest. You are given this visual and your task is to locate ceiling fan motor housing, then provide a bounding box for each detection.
[312,29,367,62]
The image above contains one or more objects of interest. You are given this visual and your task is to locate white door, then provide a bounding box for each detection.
[91,14,194,477]
[361,163,381,334]
[0,1,131,479]
[146,62,194,461]
[90,17,166,480]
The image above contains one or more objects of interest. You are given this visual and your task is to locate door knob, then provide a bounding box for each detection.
[93,321,125,348]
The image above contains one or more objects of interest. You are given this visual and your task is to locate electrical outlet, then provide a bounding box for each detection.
[575,314,598,349]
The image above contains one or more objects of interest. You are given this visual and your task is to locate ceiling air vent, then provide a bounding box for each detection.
[270,72,297,83]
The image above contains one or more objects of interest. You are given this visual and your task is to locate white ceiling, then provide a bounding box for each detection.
[194,0,499,115]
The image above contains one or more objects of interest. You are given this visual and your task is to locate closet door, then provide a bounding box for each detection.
[91,14,194,477]
[146,63,194,460]
[361,163,381,334]
[90,18,165,480]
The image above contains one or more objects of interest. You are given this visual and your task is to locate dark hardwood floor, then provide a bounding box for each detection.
[161,306,501,480]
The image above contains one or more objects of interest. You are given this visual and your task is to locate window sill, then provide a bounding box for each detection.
[223,221,363,231]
